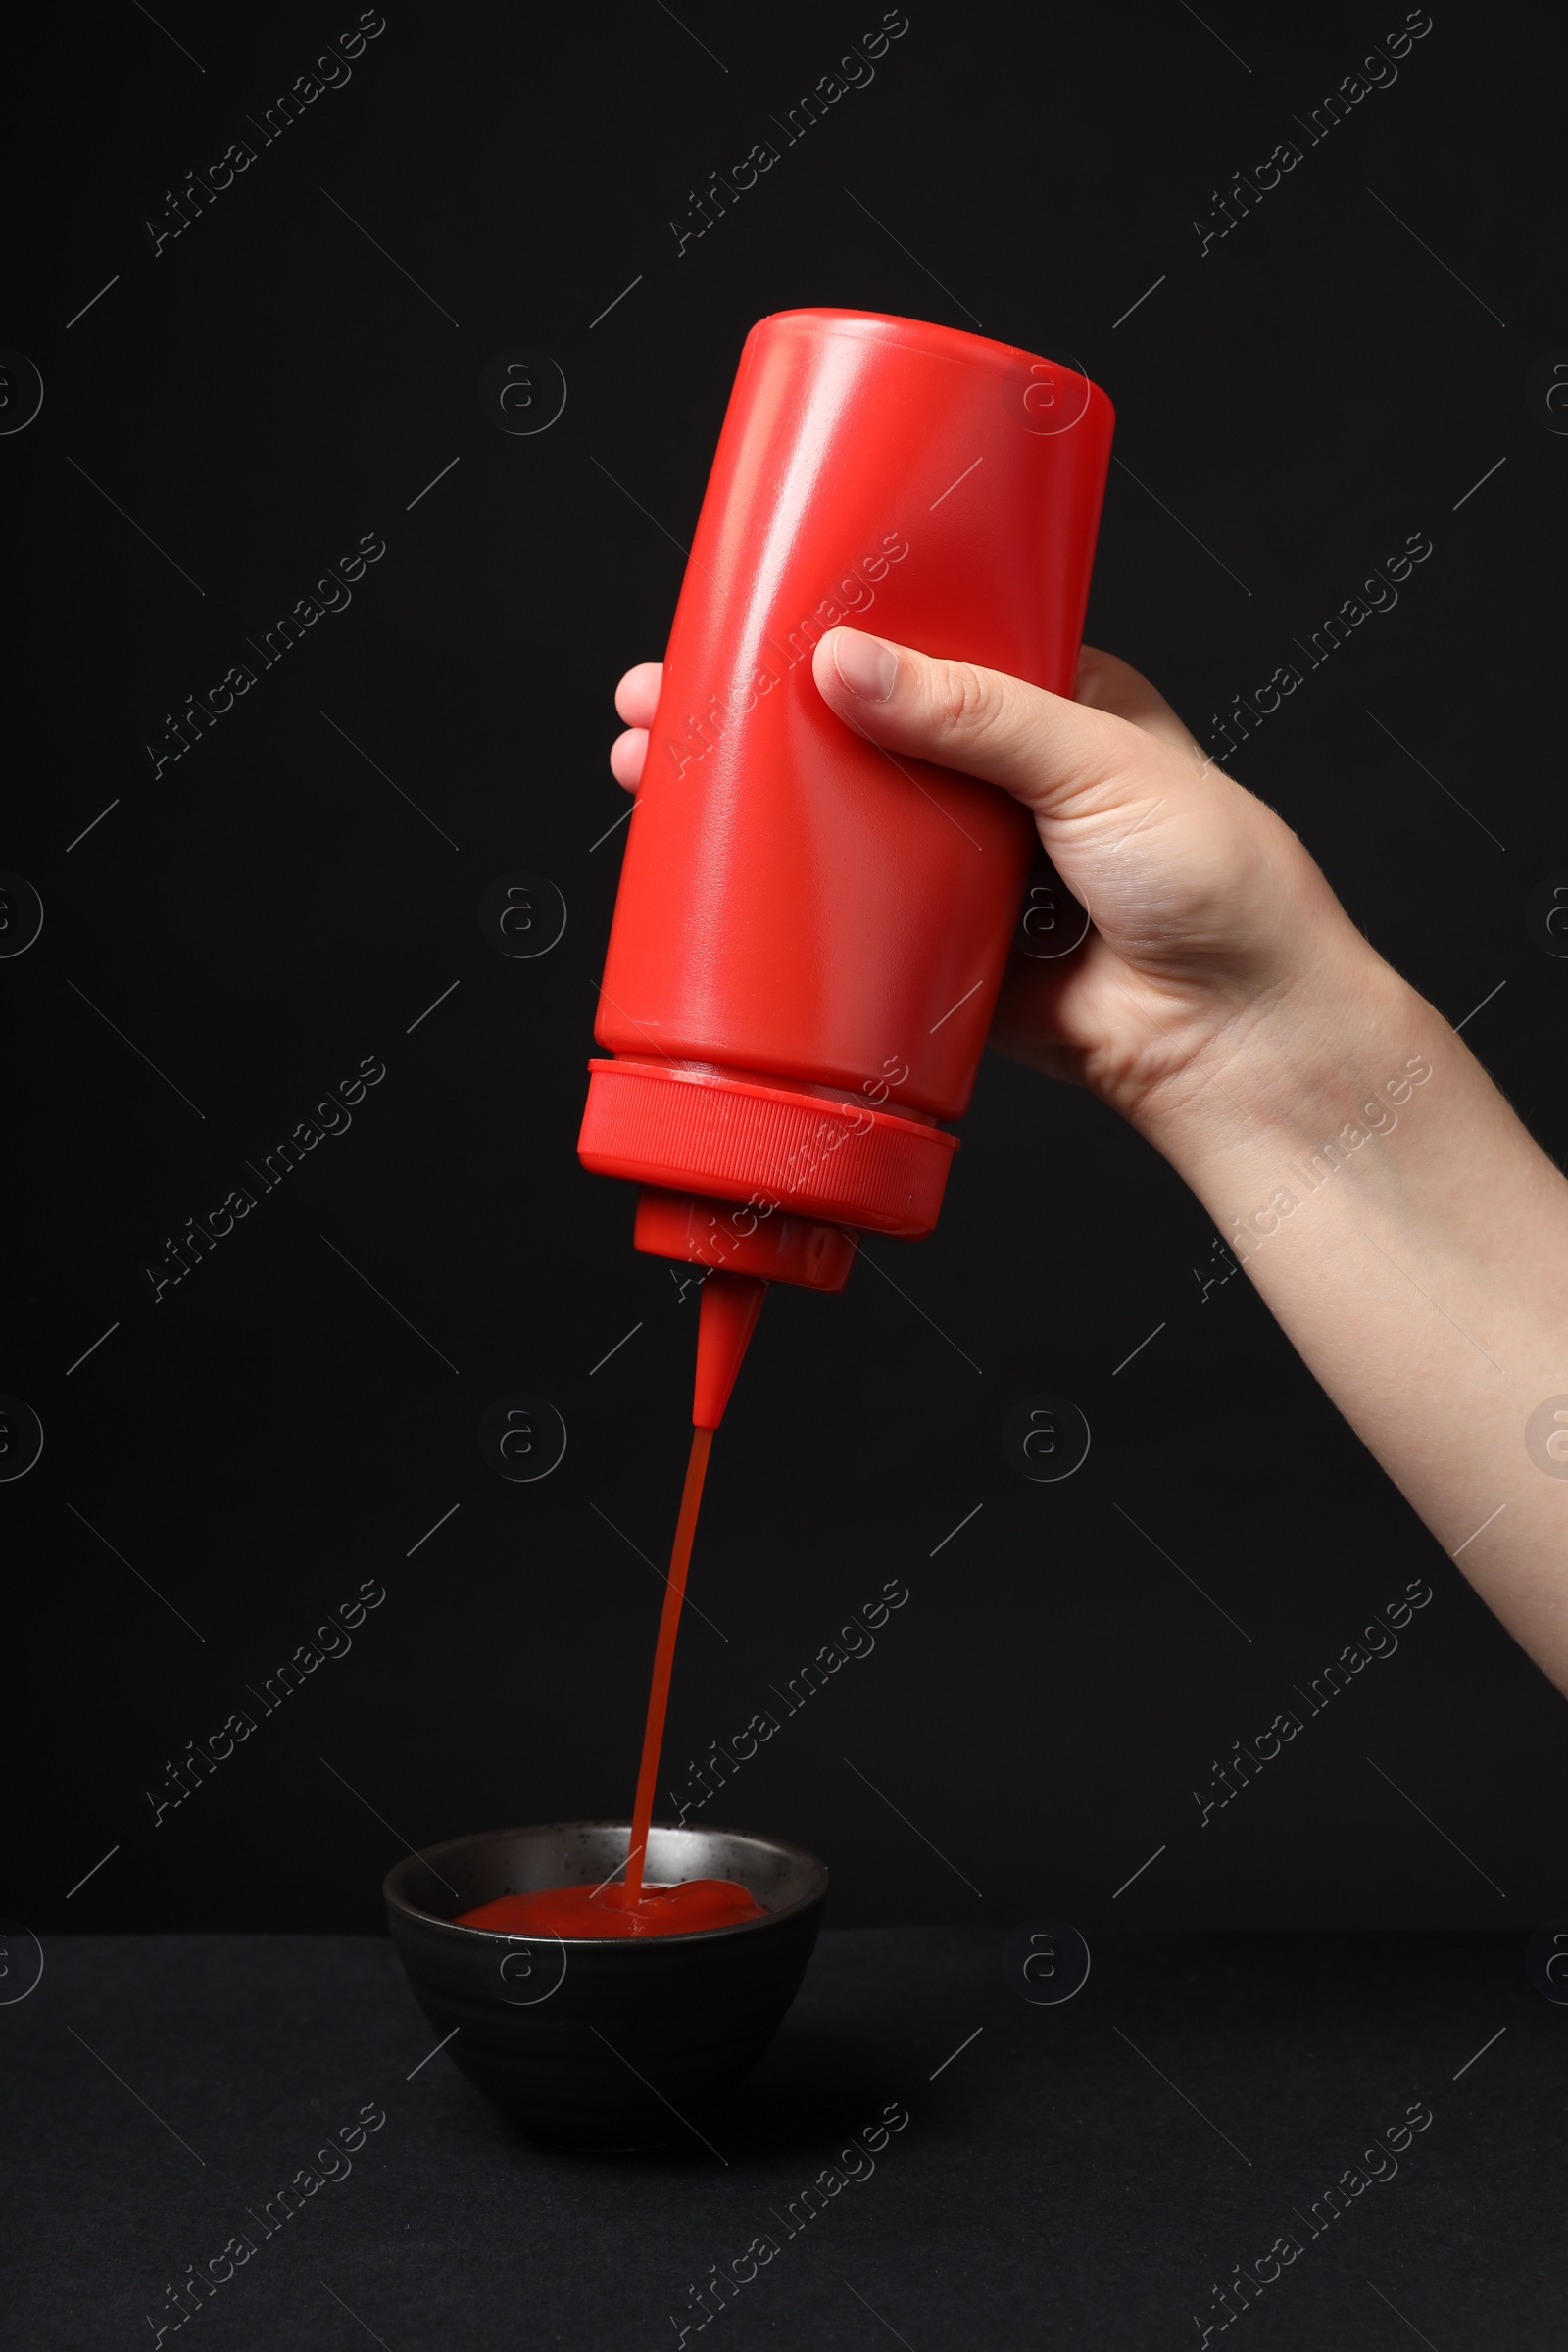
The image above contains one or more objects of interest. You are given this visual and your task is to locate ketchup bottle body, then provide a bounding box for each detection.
[579,309,1113,1281]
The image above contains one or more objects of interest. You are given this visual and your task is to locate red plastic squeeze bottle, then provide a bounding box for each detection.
[579,309,1115,1429]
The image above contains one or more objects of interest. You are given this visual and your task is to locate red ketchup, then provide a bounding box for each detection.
[456,1879,764,1939]
[456,1424,766,1941]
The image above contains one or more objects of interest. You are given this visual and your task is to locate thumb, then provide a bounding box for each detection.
[810,624,1153,828]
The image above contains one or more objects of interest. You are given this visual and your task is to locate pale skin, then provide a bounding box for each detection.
[611,629,1568,1693]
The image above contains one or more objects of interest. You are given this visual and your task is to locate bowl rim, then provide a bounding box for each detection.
[382,1818,830,1947]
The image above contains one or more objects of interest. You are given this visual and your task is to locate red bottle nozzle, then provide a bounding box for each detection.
[693,1271,767,1429]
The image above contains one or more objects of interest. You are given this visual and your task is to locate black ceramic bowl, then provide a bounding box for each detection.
[383,1820,828,2147]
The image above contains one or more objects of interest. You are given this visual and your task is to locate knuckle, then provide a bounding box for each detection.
[927,659,1005,742]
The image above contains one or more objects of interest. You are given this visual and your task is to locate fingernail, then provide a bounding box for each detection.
[832,629,899,702]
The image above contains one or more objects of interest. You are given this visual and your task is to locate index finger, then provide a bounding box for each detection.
[615,662,663,729]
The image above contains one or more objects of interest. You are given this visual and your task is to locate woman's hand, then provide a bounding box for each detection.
[611,633,1568,1690]
[808,626,1396,1141]
[611,631,1391,1158]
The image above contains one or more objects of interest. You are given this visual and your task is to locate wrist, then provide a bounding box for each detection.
[1133,926,1437,1203]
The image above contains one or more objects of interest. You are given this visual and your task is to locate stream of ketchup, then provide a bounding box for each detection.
[455,1426,767,1940]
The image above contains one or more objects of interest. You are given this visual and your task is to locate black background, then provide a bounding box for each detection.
[8,0,1566,1940]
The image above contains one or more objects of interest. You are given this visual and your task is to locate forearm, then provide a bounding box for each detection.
[1141,942,1568,1689]
[692,619,1568,1684]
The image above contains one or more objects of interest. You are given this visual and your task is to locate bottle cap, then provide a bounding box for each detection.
[633,1185,858,1291]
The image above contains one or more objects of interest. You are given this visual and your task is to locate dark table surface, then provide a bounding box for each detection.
[5,1927,1563,2349]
